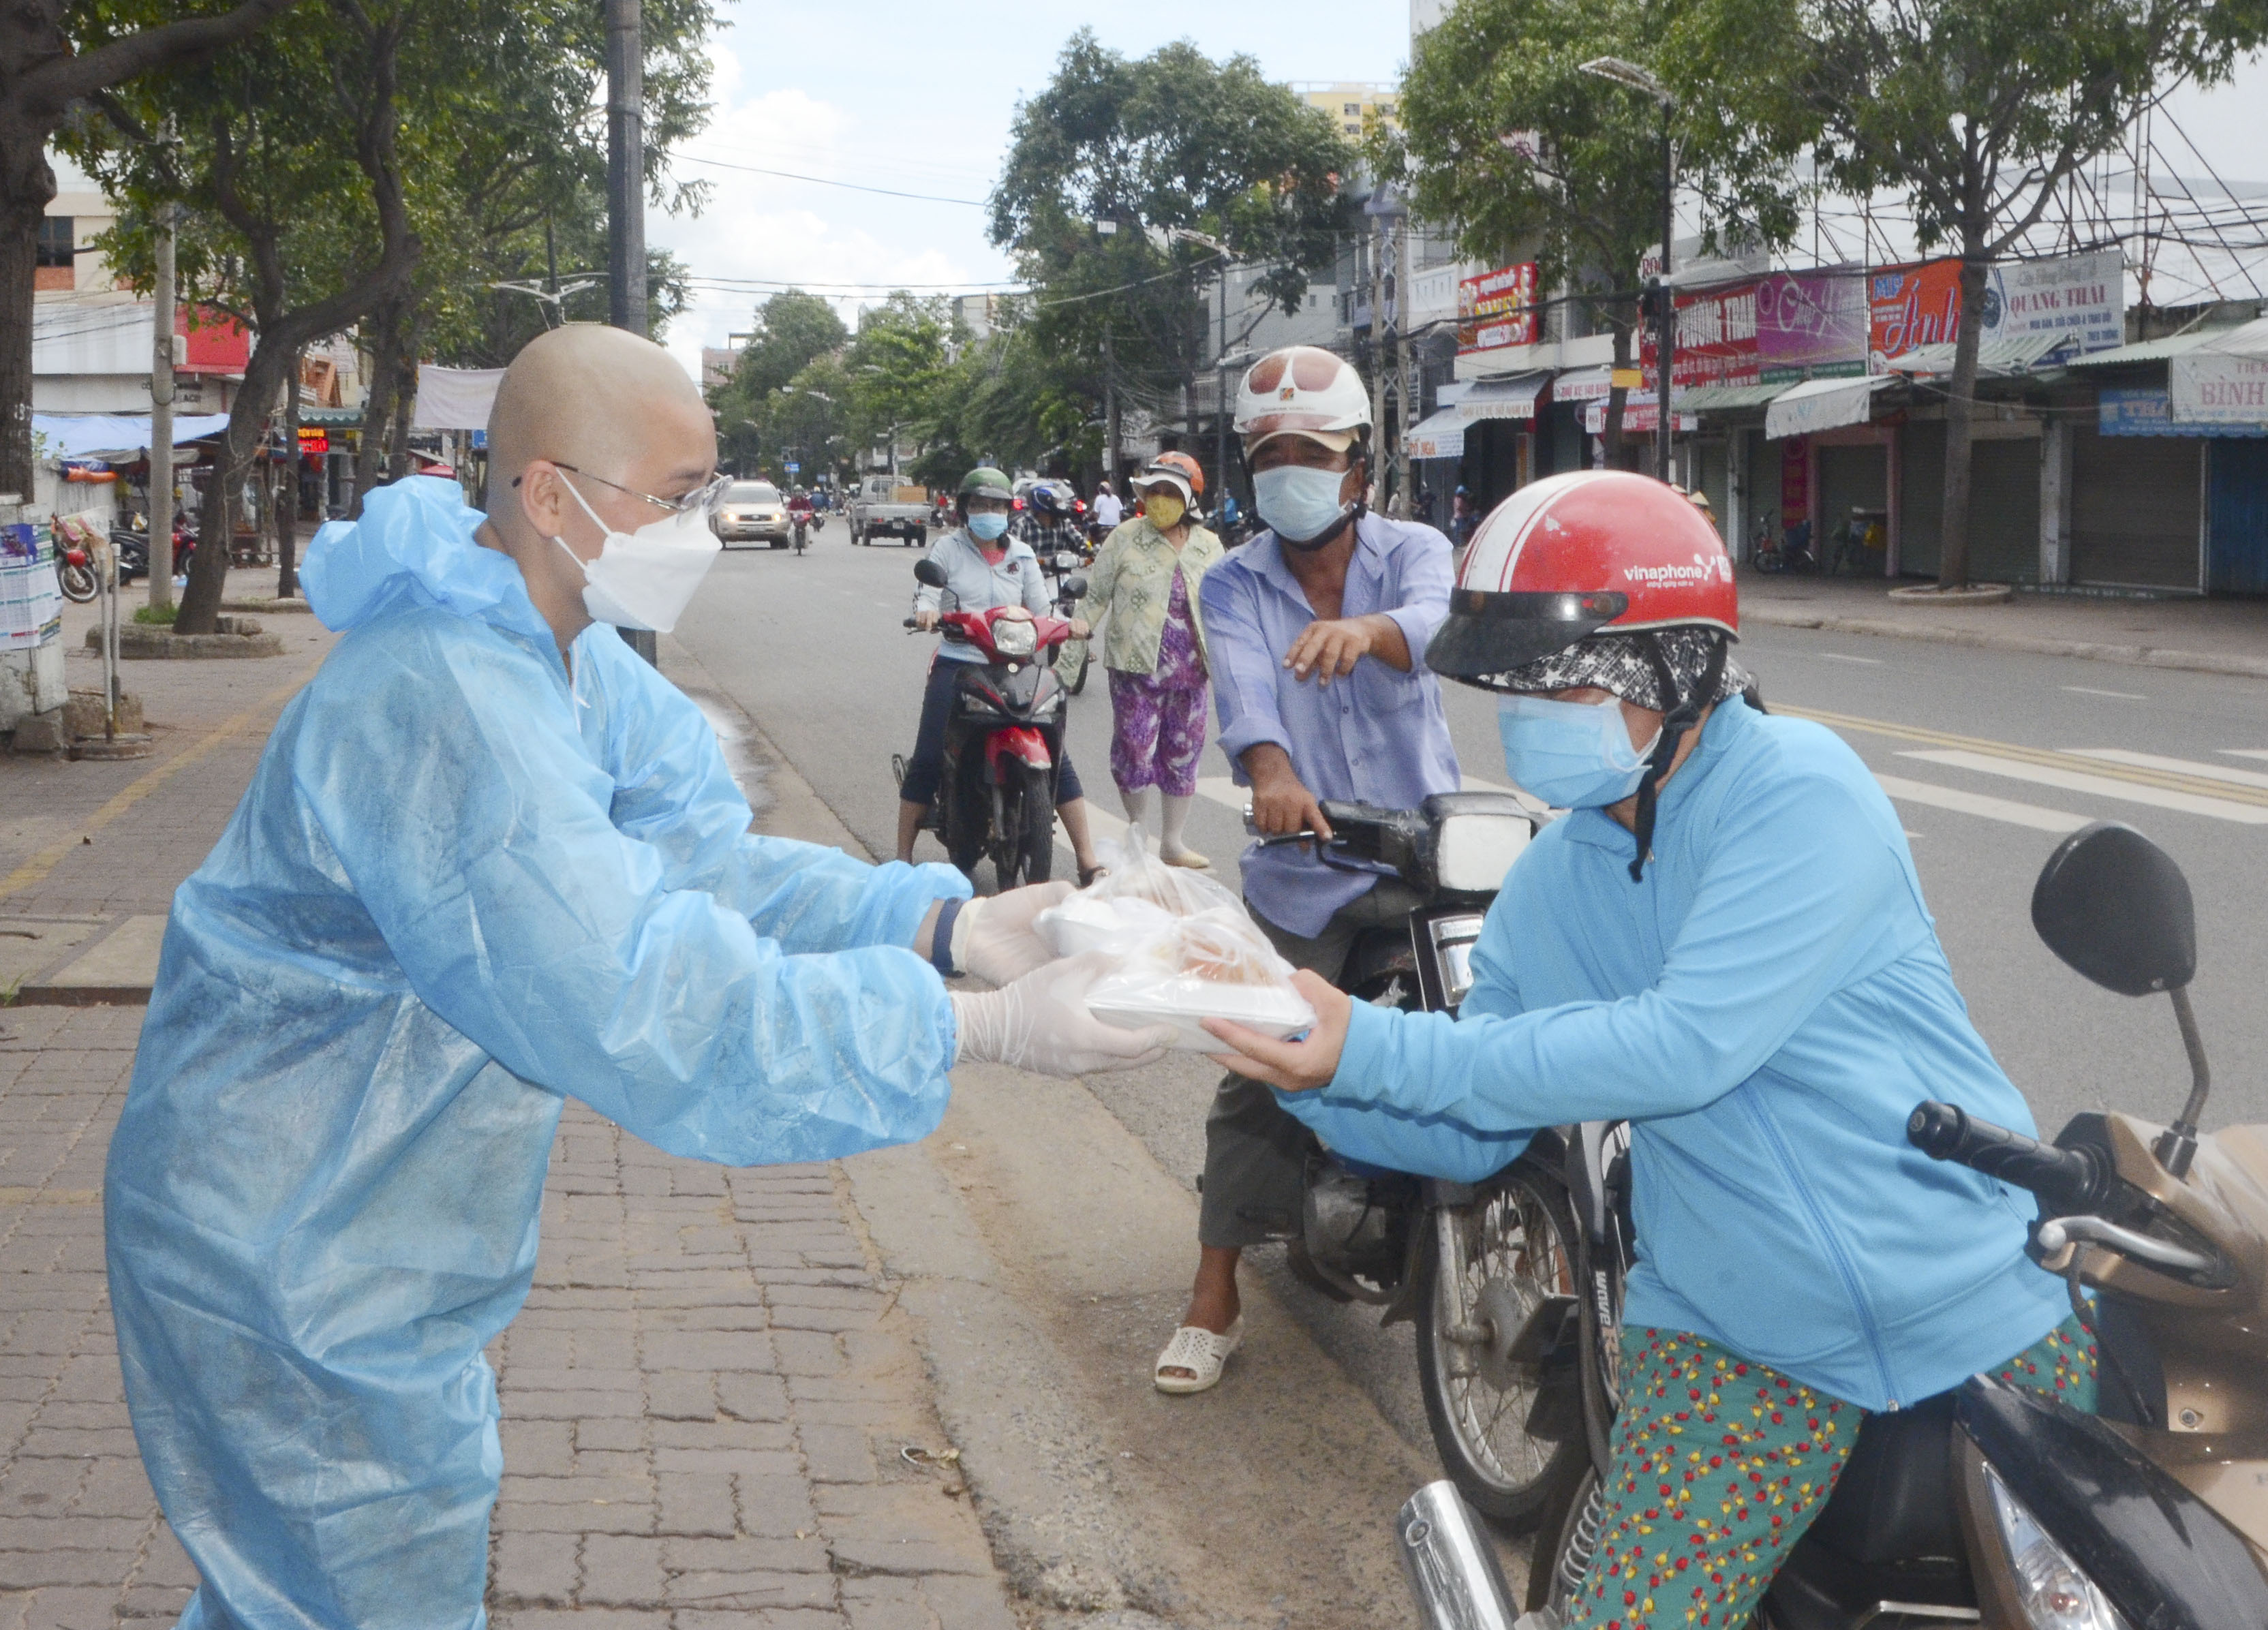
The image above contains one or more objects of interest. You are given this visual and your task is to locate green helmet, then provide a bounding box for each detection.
[957,466,1013,502]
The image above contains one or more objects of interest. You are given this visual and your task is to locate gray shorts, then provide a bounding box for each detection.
[1197,880,1423,1250]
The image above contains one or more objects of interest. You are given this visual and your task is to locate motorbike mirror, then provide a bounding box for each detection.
[912,557,948,588]
[2031,821,2196,996]
[1062,574,1089,599]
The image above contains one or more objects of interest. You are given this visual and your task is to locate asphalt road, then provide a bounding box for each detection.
[670,518,2268,1464]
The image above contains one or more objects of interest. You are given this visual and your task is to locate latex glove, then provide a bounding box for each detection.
[950,952,1175,1077]
[953,880,1072,985]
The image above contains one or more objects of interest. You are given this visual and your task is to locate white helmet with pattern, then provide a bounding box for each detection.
[1233,345,1371,453]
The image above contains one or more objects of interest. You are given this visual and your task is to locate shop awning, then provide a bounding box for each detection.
[1553,365,1614,404]
[1765,375,1894,440]
[1583,400,1698,436]
[1404,407,1467,461]
[33,413,232,461]
[1675,383,1786,414]
[300,405,364,428]
[1460,372,1551,421]
[1884,331,2072,378]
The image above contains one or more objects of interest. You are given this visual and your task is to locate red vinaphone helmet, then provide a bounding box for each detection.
[1426,470,1739,687]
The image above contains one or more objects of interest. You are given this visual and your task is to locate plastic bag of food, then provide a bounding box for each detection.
[1084,906,1317,1052]
[1035,824,1243,958]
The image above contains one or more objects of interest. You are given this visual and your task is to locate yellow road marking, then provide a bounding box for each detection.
[1774,703,2268,810]
[0,666,322,902]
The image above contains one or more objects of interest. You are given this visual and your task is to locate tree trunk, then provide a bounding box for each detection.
[275,344,303,597]
[351,310,399,517]
[0,191,48,505]
[386,322,417,479]
[1937,251,1992,589]
[1602,320,1631,472]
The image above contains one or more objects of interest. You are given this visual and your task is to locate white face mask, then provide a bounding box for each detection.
[552,477,721,633]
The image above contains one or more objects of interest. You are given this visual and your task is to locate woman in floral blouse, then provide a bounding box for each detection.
[1072,455,1225,867]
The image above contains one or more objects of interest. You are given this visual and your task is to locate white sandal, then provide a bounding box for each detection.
[1153,1317,1244,1395]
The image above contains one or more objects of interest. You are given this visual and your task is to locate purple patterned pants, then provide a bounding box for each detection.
[1107,672,1208,796]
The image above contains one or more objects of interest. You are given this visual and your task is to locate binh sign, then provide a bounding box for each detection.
[1456,264,1539,355]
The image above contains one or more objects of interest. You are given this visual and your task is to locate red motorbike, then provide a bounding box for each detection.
[898,555,1086,887]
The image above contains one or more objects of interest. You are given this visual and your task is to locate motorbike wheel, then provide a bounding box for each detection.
[945,752,987,881]
[56,561,97,603]
[1415,1162,1591,1531]
[1015,760,1055,885]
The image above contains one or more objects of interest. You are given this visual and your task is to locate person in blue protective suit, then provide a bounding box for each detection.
[103,324,1171,1630]
[1203,472,2085,1630]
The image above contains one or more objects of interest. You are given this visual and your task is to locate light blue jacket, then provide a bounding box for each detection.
[105,478,970,1629]
[1281,698,2068,1411]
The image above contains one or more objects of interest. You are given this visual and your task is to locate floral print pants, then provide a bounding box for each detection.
[1564,1315,2098,1630]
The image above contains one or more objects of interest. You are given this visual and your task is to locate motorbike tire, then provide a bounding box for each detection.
[1415,1160,1591,1531]
[1015,760,1055,885]
[56,561,97,604]
[945,752,987,881]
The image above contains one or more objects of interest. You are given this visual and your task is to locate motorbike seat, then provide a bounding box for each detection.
[1767,1389,1972,1628]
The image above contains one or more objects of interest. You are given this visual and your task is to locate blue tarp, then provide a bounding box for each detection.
[33,414,232,461]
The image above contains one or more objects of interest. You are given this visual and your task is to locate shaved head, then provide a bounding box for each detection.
[476,324,720,651]
[487,324,710,512]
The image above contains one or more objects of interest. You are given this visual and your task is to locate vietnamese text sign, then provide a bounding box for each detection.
[1643,270,1871,391]
[2171,350,2268,425]
[1457,263,1539,354]
[1870,261,1964,370]
[1991,250,2121,354]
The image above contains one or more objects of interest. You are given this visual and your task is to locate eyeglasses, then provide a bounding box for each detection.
[515,462,731,520]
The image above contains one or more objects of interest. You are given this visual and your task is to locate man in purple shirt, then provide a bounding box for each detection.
[1151,346,1461,1394]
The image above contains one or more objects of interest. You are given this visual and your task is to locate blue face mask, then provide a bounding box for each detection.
[1497,694,1662,809]
[1253,463,1351,545]
[967,512,1009,542]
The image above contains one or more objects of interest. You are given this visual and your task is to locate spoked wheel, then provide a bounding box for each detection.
[1415,1163,1591,1530]
[56,561,97,603]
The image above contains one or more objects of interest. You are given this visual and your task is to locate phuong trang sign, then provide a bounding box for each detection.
[1457,264,1539,354]
[1642,270,1869,391]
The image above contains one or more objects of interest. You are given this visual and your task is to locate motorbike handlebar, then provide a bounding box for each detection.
[1907,1101,2109,1214]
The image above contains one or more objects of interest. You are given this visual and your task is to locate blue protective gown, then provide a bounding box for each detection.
[104,478,969,1630]
[1278,697,2069,1411]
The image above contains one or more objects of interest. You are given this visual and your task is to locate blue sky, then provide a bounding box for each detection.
[647,0,1418,373]
[648,1,2268,378]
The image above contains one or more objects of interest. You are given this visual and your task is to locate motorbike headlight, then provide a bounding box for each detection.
[1984,1465,2128,1630]
[992,619,1037,658]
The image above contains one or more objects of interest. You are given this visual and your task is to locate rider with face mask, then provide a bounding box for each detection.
[1150,346,1462,1394]
[102,328,1169,1630]
[897,465,1105,881]
[1205,471,2090,1630]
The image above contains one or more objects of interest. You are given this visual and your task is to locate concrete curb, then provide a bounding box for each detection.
[220,596,312,614]
[89,619,286,659]
[1744,604,2268,681]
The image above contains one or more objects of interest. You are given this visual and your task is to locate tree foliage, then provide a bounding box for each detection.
[990,30,1353,460]
[706,288,848,463]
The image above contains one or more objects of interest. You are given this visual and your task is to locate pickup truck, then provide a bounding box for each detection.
[849,476,930,547]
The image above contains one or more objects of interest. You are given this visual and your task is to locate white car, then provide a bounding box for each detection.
[714,480,791,549]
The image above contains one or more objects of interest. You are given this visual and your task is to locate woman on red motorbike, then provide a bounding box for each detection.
[895,465,1105,882]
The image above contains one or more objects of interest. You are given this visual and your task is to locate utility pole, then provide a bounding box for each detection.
[1215,266,1229,514]
[1103,328,1121,489]
[1394,216,1414,517]
[147,204,175,611]
[1368,213,1387,499]
[604,0,657,664]
[1655,100,1675,485]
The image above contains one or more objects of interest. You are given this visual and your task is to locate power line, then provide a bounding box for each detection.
[674,152,987,206]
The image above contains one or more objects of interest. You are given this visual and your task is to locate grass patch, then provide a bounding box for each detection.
[131,604,179,626]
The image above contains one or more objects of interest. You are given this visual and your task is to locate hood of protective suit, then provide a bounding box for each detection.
[303,475,551,643]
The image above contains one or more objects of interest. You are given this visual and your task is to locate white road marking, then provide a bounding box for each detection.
[1899,749,2268,824]
[2064,748,2268,790]
[2061,685,2147,701]
[1818,652,1884,665]
[2223,750,2268,763]
[1871,774,2089,834]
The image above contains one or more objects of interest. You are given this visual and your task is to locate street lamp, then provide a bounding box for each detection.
[1580,55,1677,483]
[1163,227,1238,501]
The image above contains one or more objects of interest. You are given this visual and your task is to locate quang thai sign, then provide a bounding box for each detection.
[1457,264,1539,355]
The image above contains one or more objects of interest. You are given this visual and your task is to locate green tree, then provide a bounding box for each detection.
[1391,0,1795,468]
[991,30,1351,466]
[711,288,848,419]
[757,354,851,487]
[846,292,955,480]
[1681,0,2268,585]
[0,0,303,502]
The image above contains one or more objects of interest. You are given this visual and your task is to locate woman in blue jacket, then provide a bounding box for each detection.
[1206,472,2090,1630]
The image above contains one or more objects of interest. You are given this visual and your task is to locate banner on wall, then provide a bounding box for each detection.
[1642,269,1871,391]
[1869,250,2124,370]
[2169,351,2268,425]
[1456,263,1540,354]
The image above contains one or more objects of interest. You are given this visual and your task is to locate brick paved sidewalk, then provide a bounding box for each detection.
[0,627,1027,1628]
